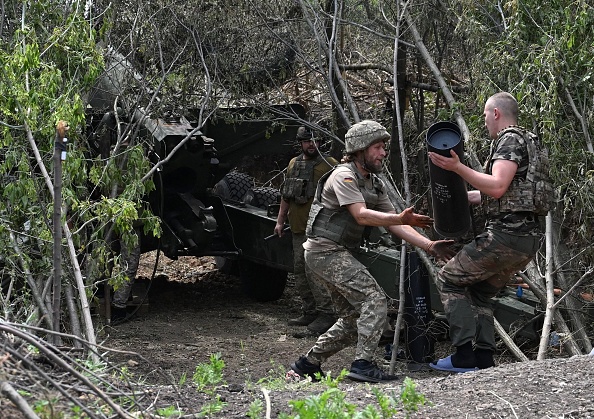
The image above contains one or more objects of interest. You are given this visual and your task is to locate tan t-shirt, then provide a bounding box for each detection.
[286,155,338,234]
[303,164,394,251]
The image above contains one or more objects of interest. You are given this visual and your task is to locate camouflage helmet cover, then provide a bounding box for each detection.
[345,120,390,153]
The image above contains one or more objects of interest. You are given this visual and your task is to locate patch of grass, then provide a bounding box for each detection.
[273,371,428,419]
[156,405,184,417]
[241,358,430,418]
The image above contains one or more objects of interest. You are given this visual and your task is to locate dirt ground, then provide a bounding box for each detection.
[102,252,594,418]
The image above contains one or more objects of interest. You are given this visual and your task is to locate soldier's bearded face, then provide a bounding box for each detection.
[301,139,320,158]
[363,141,387,173]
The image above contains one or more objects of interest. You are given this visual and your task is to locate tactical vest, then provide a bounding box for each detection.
[484,126,553,216]
[306,162,385,248]
[281,154,325,204]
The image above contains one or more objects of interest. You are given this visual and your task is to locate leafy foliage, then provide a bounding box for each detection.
[455,0,594,265]
[281,370,427,419]
[0,1,160,332]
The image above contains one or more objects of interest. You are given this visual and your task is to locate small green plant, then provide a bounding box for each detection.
[285,387,358,418]
[32,399,50,414]
[192,354,228,417]
[371,387,399,418]
[318,369,348,388]
[400,376,428,416]
[254,359,296,390]
[80,356,107,373]
[119,365,130,379]
[247,398,264,419]
[178,371,187,386]
[69,405,83,417]
[156,405,184,417]
[193,353,225,393]
[278,372,429,419]
[198,394,226,417]
[32,398,60,418]
[27,344,40,355]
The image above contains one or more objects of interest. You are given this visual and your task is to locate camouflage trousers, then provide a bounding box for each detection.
[112,232,141,309]
[438,229,540,351]
[304,247,386,363]
[292,233,333,316]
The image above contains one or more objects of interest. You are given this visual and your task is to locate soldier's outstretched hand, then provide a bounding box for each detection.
[426,240,456,262]
[400,207,433,229]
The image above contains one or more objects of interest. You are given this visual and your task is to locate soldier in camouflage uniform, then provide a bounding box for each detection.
[427,92,545,372]
[274,126,339,334]
[289,120,455,383]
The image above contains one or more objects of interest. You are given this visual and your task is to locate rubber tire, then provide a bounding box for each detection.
[243,186,280,209]
[213,171,254,202]
[240,260,287,302]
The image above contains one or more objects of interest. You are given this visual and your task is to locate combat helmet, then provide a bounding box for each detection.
[345,120,390,153]
[296,126,315,141]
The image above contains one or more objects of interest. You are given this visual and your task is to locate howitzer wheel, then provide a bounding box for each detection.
[243,187,280,209]
[213,171,254,202]
[240,260,287,302]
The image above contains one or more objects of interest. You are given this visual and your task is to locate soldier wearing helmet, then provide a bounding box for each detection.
[274,126,339,335]
[289,120,455,383]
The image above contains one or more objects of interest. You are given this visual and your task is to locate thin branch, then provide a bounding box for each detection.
[488,390,518,418]
[6,228,53,329]
[519,270,583,356]
[552,266,594,310]
[560,76,593,153]
[495,318,528,362]
[0,380,40,419]
[0,324,133,418]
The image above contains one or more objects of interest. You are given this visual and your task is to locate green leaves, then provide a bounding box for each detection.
[193,353,226,393]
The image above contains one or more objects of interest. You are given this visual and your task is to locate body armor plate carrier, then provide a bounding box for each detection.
[306,163,385,248]
[484,126,553,216]
[281,155,325,204]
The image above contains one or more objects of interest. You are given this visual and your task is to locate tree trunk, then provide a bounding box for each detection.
[537,213,555,359]
[52,121,68,346]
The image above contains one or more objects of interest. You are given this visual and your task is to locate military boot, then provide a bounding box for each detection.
[306,313,337,334]
[288,313,318,326]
